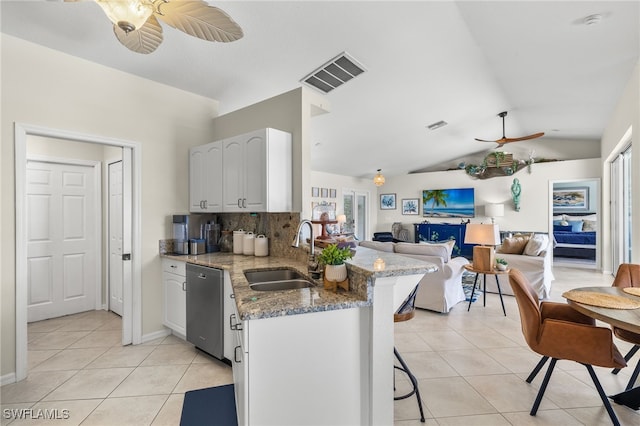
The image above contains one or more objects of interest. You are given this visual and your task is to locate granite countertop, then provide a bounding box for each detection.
[162,246,437,321]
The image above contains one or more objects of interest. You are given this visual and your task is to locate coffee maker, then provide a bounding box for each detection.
[172,215,190,254]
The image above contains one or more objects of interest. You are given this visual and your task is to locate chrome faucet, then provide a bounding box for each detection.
[292,219,319,275]
[292,219,315,255]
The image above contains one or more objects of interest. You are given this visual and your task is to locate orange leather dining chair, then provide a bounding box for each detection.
[610,263,640,391]
[508,269,626,426]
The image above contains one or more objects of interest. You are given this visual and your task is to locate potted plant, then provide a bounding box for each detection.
[496,257,508,271]
[318,243,353,282]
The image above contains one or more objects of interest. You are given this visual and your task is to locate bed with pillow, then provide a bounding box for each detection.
[552,214,597,260]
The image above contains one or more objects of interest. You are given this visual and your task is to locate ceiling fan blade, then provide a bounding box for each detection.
[114,14,163,54]
[501,132,545,143]
[475,138,501,143]
[155,0,243,43]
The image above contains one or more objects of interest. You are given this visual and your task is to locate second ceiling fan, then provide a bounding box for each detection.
[475,111,544,148]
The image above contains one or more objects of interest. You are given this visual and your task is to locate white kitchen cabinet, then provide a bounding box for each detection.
[189,140,223,212]
[222,128,292,212]
[162,258,186,336]
[230,307,364,425]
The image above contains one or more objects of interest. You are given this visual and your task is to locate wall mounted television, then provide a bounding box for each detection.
[422,188,475,218]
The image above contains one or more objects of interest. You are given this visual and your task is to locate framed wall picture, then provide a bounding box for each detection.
[401,198,419,215]
[329,188,337,198]
[553,187,589,212]
[380,193,396,210]
[311,187,320,197]
[321,188,329,198]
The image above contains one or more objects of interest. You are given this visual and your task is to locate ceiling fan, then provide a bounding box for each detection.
[68,0,244,54]
[475,111,544,148]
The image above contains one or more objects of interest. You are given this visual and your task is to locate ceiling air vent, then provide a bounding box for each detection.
[301,52,366,94]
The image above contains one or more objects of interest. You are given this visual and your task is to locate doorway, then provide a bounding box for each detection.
[14,123,142,382]
[343,189,370,240]
[550,179,600,270]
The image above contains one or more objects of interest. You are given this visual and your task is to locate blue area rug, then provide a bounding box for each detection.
[180,384,237,426]
[462,272,482,302]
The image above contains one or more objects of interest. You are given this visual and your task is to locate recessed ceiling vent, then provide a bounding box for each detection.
[301,52,366,94]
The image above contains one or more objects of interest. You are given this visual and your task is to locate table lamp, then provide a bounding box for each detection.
[484,203,504,224]
[337,214,347,233]
[464,223,501,271]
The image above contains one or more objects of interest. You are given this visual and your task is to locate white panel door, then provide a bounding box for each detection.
[26,160,98,322]
[109,161,124,316]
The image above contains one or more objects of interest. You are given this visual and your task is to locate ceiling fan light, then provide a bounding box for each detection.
[95,0,153,33]
[373,169,385,186]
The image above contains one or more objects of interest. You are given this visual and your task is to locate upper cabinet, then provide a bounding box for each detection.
[190,128,292,213]
[189,141,223,212]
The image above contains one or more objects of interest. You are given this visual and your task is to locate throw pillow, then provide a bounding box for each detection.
[497,233,531,254]
[567,220,583,232]
[553,225,572,232]
[523,234,548,256]
[582,219,597,232]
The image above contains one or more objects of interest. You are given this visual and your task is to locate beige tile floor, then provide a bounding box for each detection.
[2,266,640,425]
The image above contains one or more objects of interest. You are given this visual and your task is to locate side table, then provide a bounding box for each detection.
[463,264,510,316]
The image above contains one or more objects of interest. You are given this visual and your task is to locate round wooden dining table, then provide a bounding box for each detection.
[565,286,640,410]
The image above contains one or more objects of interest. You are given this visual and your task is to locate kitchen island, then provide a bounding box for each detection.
[162,246,437,425]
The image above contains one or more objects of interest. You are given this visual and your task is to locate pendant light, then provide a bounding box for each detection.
[373,169,385,186]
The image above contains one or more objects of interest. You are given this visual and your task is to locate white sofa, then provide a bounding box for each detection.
[484,233,554,299]
[358,240,469,313]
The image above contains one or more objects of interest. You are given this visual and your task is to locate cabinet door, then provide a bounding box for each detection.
[190,141,223,212]
[163,271,186,335]
[202,141,223,211]
[243,131,267,211]
[189,146,206,212]
[222,137,245,212]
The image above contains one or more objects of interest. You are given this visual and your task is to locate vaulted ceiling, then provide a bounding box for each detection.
[2,1,638,179]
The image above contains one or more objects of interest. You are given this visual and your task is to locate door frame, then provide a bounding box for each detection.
[26,155,103,317]
[548,178,601,271]
[14,123,142,381]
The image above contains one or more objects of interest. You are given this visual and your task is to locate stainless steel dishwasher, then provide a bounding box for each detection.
[186,263,224,360]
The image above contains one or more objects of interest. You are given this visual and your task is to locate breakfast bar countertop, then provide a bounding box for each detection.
[162,246,437,321]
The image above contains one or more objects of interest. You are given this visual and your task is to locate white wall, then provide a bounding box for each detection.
[600,61,639,272]
[1,35,219,377]
[371,159,601,240]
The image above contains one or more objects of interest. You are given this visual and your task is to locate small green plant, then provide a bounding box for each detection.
[496,258,508,266]
[318,244,353,266]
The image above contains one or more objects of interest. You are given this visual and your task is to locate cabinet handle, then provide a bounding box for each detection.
[203,200,207,209]
[234,345,242,363]
[170,265,177,269]
[230,293,235,299]
[242,198,247,208]
[237,198,242,208]
[229,313,235,330]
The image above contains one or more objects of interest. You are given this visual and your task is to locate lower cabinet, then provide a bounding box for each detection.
[229,306,365,425]
[162,258,186,336]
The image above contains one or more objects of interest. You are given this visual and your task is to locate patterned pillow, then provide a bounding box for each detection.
[582,219,597,232]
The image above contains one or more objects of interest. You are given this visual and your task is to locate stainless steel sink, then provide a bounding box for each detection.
[244,269,314,291]
[249,279,314,291]
[244,269,304,284]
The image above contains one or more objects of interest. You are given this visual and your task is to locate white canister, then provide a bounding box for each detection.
[243,232,255,255]
[254,235,269,257]
[233,229,245,254]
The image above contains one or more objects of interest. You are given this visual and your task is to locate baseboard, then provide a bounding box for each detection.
[1,372,17,386]
[141,328,171,344]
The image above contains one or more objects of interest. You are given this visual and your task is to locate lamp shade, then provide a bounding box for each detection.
[336,214,347,223]
[485,203,504,219]
[373,169,385,186]
[464,223,500,246]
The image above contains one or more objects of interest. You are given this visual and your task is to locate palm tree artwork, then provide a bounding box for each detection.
[423,190,448,217]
